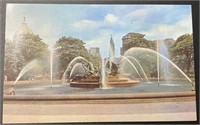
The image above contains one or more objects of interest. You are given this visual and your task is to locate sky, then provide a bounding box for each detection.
[6,4,192,57]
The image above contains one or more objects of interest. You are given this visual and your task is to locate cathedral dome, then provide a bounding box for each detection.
[16,22,33,35]
[16,17,33,35]
[14,17,33,41]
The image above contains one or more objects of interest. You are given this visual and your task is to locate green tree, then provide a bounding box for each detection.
[120,33,157,77]
[4,34,49,80]
[18,34,48,62]
[121,33,155,55]
[4,41,25,80]
[54,36,92,78]
[169,34,194,75]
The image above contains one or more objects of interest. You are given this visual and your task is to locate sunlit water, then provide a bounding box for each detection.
[62,56,94,82]
[123,47,194,87]
[13,59,40,86]
[12,81,192,95]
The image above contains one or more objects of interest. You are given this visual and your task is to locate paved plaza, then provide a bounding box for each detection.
[3,100,196,123]
[3,81,197,123]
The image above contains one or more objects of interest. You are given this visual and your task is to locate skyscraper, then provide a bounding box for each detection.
[109,35,115,58]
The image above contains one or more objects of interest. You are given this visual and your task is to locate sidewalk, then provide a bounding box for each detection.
[3,101,197,123]
[3,112,196,123]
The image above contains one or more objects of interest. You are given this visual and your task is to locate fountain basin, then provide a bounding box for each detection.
[70,81,99,88]
[148,78,195,81]
[3,91,195,104]
[106,81,139,87]
[106,76,140,87]
[4,80,194,96]
[5,87,15,95]
[3,80,195,103]
[70,76,100,88]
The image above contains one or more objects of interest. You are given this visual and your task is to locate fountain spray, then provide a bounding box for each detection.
[157,40,160,84]
[124,47,195,89]
[13,59,40,86]
[50,49,53,89]
[101,58,106,88]
[49,46,62,89]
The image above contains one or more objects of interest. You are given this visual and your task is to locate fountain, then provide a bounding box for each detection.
[102,60,140,87]
[100,58,107,88]
[100,36,140,88]
[50,48,53,89]
[124,56,149,81]
[5,45,61,95]
[123,47,195,90]
[49,46,62,89]
[5,59,40,95]
[13,59,40,86]
[156,40,171,82]
[4,35,195,96]
[63,57,100,88]
[62,56,95,82]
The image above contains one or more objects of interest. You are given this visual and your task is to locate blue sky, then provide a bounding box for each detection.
[6,4,192,57]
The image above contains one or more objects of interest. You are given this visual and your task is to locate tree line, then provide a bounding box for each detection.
[4,35,101,81]
[121,33,194,77]
[4,32,194,81]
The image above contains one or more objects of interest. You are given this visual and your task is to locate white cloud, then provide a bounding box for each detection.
[144,15,192,40]
[73,19,98,29]
[85,29,113,57]
[34,24,58,45]
[86,30,111,47]
[5,4,192,57]
[124,5,176,23]
[85,29,124,58]
[34,24,52,36]
[125,8,149,21]
[104,13,118,24]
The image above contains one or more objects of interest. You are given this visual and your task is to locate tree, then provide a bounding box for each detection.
[121,33,155,55]
[18,34,48,63]
[169,34,194,75]
[4,34,49,80]
[54,36,93,78]
[4,41,25,80]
